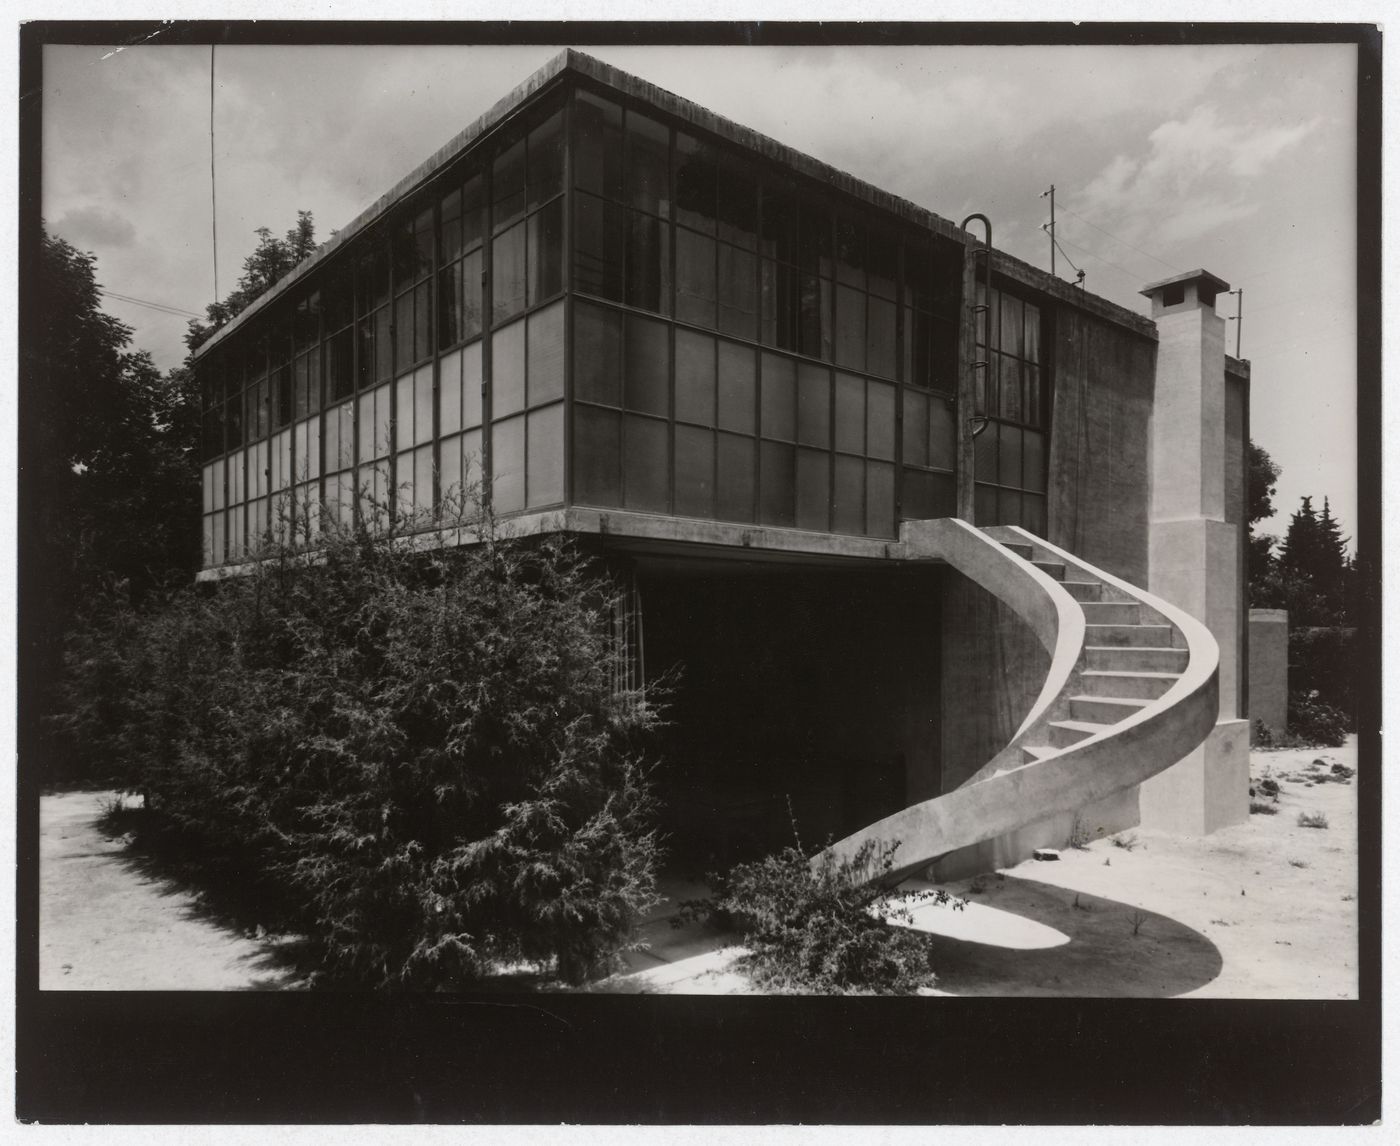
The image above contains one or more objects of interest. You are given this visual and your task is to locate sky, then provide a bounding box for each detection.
[39,39,1359,543]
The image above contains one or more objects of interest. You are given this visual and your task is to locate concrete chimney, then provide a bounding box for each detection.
[1137,269,1248,835]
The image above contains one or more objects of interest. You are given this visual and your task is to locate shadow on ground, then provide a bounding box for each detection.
[918,874,1222,997]
[96,803,314,989]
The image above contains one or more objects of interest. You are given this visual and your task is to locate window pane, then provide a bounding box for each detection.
[492,415,526,513]
[676,228,716,328]
[574,301,622,405]
[439,346,463,435]
[901,468,955,521]
[674,424,714,518]
[414,364,433,446]
[833,372,865,454]
[797,363,830,448]
[997,422,1022,488]
[835,217,864,287]
[867,381,896,461]
[716,432,754,522]
[626,111,670,216]
[759,353,796,442]
[395,370,414,451]
[414,444,435,517]
[439,259,462,351]
[1022,428,1046,493]
[867,230,897,299]
[832,454,864,534]
[293,355,309,421]
[902,388,929,469]
[760,259,798,350]
[527,300,565,406]
[527,109,565,212]
[1024,302,1041,363]
[798,202,831,276]
[716,153,757,249]
[998,487,1023,526]
[674,133,716,234]
[625,209,670,314]
[929,317,958,395]
[460,249,483,341]
[974,420,997,481]
[493,319,526,418]
[493,222,527,324]
[867,461,895,537]
[573,404,622,506]
[493,139,526,232]
[441,186,463,262]
[834,284,866,370]
[798,273,832,361]
[928,391,956,471]
[866,297,896,379]
[759,185,796,262]
[796,448,830,531]
[1000,294,1024,358]
[526,403,564,507]
[999,354,1022,422]
[1023,493,1046,535]
[717,341,755,435]
[413,281,432,362]
[1023,364,1041,427]
[717,245,757,339]
[574,193,625,301]
[462,340,483,428]
[375,307,393,383]
[574,91,623,199]
[528,197,564,306]
[390,293,412,376]
[623,415,669,513]
[758,440,795,527]
[675,328,716,425]
[624,313,670,417]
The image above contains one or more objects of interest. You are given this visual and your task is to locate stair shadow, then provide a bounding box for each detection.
[920,874,1222,997]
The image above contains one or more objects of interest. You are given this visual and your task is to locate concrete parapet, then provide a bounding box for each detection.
[1248,608,1289,736]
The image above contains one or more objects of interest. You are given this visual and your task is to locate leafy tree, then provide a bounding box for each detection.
[185,210,317,351]
[1246,439,1281,604]
[1257,495,1352,626]
[28,229,202,778]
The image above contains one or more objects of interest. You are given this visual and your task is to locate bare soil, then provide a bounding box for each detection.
[38,738,1357,996]
[39,790,308,990]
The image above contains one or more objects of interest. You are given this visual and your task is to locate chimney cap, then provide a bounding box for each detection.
[1139,268,1231,298]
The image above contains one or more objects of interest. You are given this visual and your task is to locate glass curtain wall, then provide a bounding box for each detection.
[972,282,1049,532]
[199,95,569,566]
[567,85,962,540]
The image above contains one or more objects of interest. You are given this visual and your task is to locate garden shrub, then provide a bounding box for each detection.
[1289,626,1356,717]
[1286,690,1350,748]
[55,504,662,988]
[679,840,963,995]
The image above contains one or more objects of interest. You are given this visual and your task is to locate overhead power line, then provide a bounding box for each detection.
[99,287,204,320]
[1056,203,1182,275]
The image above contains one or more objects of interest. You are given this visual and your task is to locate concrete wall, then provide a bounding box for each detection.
[1248,609,1289,735]
[1047,306,1157,584]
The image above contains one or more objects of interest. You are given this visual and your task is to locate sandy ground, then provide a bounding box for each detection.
[39,790,307,990]
[595,736,1360,997]
[38,738,1357,996]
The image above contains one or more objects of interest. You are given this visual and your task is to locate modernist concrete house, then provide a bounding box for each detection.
[193,50,1250,879]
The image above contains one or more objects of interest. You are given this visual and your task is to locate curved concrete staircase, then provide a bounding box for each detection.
[820,517,1220,884]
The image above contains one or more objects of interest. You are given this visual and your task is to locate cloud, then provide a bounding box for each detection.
[1076,104,1321,246]
[52,205,138,250]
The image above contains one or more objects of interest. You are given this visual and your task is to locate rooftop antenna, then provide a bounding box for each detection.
[210,44,219,303]
[1040,184,1055,276]
[1226,288,1243,357]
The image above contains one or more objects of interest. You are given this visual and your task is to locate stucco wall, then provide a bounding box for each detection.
[1248,609,1289,735]
[1047,307,1156,584]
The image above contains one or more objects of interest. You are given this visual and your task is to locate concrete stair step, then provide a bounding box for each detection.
[1085,623,1175,648]
[1048,719,1113,748]
[1079,669,1179,700]
[1085,645,1190,672]
[1068,694,1151,724]
[1001,541,1033,559]
[1032,560,1066,581]
[1061,580,1103,602]
[1020,744,1058,764]
[1080,600,1141,625]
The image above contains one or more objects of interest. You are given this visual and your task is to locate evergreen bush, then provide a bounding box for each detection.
[679,840,962,994]
[55,503,662,987]
[1286,690,1350,749]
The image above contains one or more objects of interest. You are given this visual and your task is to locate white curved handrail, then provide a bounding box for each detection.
[820,521,1220,884]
